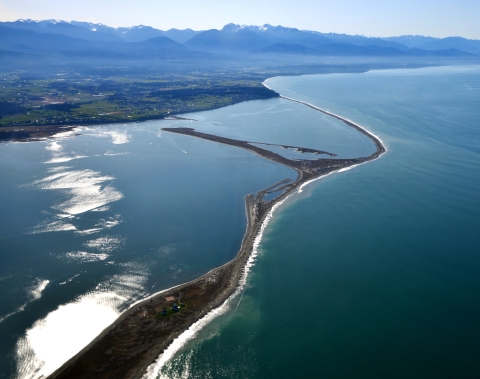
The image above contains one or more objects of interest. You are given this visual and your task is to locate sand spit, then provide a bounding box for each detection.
[47,100,385,379]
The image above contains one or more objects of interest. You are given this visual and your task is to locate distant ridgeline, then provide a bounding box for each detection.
[0,20,479,132]
[1,20,479,59]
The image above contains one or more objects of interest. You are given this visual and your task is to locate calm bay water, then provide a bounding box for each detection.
[155,66,480,378]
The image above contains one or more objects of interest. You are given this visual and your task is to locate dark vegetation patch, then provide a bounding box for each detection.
[44,102,80,112]
[149,85,278,99]
[0,101,27,116]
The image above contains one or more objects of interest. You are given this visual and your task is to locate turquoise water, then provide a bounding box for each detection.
[155,66,480,378]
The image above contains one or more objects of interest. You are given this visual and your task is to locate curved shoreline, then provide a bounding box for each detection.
[47,91,386,379]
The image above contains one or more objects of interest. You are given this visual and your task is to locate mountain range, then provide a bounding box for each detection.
[0,19,479,58]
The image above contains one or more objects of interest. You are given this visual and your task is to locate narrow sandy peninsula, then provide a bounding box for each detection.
[47,98,385,379]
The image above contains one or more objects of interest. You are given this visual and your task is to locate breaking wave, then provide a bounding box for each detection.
[141,194,289,379]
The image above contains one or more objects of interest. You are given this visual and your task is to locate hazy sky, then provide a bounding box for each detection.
[1,0,479,39]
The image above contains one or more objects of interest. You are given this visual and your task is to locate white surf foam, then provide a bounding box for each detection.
[298,150,388,194]
[141,194,290,379]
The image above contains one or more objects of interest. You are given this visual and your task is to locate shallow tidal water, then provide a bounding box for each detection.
[154,66,480,379]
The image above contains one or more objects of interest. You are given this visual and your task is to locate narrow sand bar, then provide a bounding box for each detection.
[47,97,386,379]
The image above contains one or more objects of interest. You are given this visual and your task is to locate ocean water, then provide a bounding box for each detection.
[154,66,480,378]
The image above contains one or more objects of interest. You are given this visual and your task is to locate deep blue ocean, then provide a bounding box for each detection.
[1,65,479,378]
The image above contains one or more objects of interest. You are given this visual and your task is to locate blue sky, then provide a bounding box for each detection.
[1,0,479,39]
